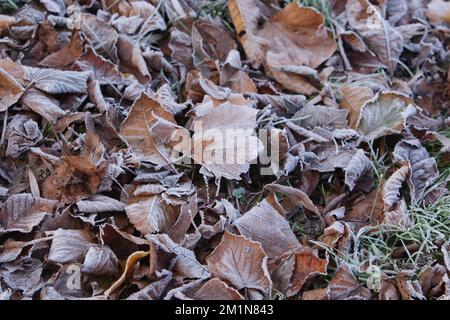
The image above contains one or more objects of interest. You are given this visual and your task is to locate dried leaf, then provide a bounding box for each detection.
[344,150,374,192]
[206,231,272,295]
[357,92,416,140]
[234,199,299,258]
[24,67,90,95]
[125,195,178,235]
[383,165,410,209]
[82,245,119,276]
[76,195,125,213]
[0,194,57,234]
[48,229,93,264]
[119,93,179,167]
[0,67,24,111]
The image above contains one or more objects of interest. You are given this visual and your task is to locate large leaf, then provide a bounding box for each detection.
[206,231,272,294]
[24,66,90,95]
[357,92,416,140]
[0,194,57,234]
[229,1,335,94]
[234,199,299,258]
[119,93,180,167]
[21,88,66,123]
[48,229,93,264]
[192,101,262,180]
[125,195,178,236]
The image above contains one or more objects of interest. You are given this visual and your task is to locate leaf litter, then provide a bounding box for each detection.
[0,0,449,300]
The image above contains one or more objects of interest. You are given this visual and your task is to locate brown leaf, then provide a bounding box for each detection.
[73,46,122,85]
[48,229,93,264]
[80,13,118,62]
[290,250,328,296]
[193,278,244,300]
[346,0,404,74]
[344,150,374,192]
[426,0,450,25]
[105,250,150,297]
[149,234,210,280]
[0,194,57,234]
[0,67,24,112]
[82,245,119,277]
[126,270,172,300]
[340,84,374,129]
[383,165,410,209]
[21,88,66,123]
[229,1,335,94]
[234,199,299,258]
[39,30,84,68]
[393,139,439,202]
[357,91,417,141]
[119,93,180,168]
[24,66,90,95]
[329,264,371,300]
[265,183,321,218]
[5,116,42,158]
[206,231,271,295]
[76,195,125,213]
[192,101,262,180]
[125,195,179,236]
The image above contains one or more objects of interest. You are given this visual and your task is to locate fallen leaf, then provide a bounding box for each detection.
[234,199,299,258]
[206,231,271,295]
[357,91,417,140]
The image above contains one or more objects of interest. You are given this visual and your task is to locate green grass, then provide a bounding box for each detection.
[315,193,450,286]
[424,127,450,173]
[0,0,20,14]
[198,0,234,33]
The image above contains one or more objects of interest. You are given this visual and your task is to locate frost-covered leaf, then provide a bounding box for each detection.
[0,194,57,234]
[206,231,271,294]
[192,101,262,180]
[24,67,90,95]
[80,13,118,62]
[265,184,320,216]
[393,139,439,202]
[82,245,119,276]
[357,92,417,140]
[1,258,43,296]
[329,264,371,300]
[149,234,210,280]
[0,67,24,111]
[73,46,122,85]
[48,229,93,264]
[295,105,348,129]
[193,278,243,300]
[120,93,180,167]
[126,270,172,300]
[234,199,299,258]
[125,195,178,236]
[5,116,42,158]
[383,166,410,209]
[76,195,125,213]
[344,150,374,192]
[346,0,404,74]
[21,88,66,123]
